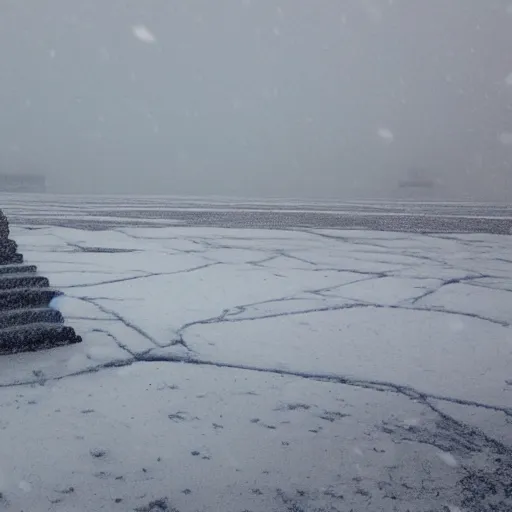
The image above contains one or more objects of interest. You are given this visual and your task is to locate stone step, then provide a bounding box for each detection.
[0,323,82,355]
[5,253,24,264]
[0,264,37,275]
[0,308,64,330]
[0,288,62,311]
[10,253,24,264]
[0,274,50,290]
[0,208,82,354]
[0,250,23,265]
[0,211,9,239]
[0,239,18,261]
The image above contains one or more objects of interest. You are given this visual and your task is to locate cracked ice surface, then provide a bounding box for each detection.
[0,224,511,511]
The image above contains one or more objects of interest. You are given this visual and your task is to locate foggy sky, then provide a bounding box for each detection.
[1,0,511,200]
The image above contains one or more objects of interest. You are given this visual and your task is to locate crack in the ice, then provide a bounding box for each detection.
[224,298,308,319]
[78,297,196,352]
[410,274,493,304]
[171,301,509,345]
[310,267,387,277]
[173,303,373,343]
[396,251,452,265]
[468,282,512,294]
[345,255,414,268]
[61,263,219,289]
[51,236,121,254]
[67,316,114,322]
[246,255,280,267]
[114,231,208,254]
[305,275,383,297]
[78,297,162,347]
[276,250,318,266]
[90,328,136,357]
[300,230,351,243]
[3,355,510,420]
[393,305,510,327]
[0,357,138,388]
[62,272,158,289]
[424,399,512,451]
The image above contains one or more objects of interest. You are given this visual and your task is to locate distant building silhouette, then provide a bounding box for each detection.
[395,168,440,199]
[0,174,46,193]
[398,167,435,189]
[398,178,435,189]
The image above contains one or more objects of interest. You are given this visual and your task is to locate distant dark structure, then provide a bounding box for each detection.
[0,210,82,354]
[395,167,440,199]
[0,174,46,193]
[398,178,435,189]
[398,167,435,189]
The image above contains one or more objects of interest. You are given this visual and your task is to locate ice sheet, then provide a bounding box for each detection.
[0,223,510,511]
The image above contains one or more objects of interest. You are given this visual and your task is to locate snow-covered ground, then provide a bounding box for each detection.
[0,207,511,510]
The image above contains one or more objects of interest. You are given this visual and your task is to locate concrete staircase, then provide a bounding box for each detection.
[0,210,82,354]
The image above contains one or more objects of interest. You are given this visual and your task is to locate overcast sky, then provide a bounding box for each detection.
[0,0,511,199]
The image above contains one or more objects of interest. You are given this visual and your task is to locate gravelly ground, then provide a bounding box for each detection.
[2,194,512,234]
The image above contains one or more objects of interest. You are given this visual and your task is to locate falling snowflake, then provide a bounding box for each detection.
[378,127,394,142]
[506,73,512,86]
[436,451,458,468]
[499,132,512,145]
[132,25,157,44]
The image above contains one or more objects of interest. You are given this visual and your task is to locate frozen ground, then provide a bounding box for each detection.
[0,196,511,511]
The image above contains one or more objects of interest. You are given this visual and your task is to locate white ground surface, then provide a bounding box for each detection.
[0,224,511,511]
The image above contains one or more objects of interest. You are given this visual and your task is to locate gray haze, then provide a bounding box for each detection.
[1,0,511,200]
